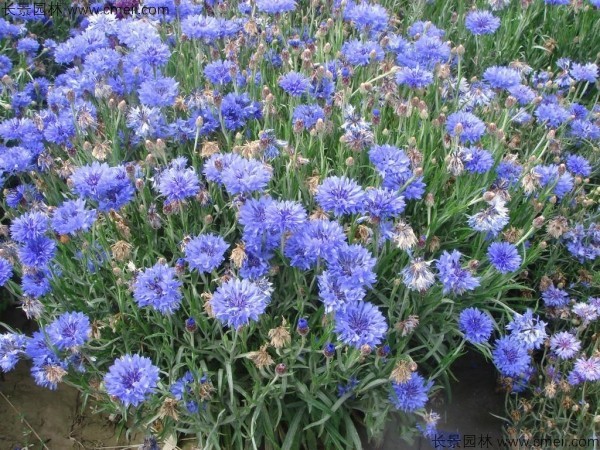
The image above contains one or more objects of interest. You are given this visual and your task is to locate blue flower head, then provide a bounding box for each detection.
[133,263,183,315]
[47,311,91,351]
[210,278,271,329]
[334,301,387,349]
[184,233,229,273]
[104,354,160,407]
[459,307,494,344]
[390,372,432,412]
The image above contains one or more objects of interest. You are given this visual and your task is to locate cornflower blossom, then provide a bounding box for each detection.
[401,258,436,292]
[541,286,570,308]
[10,211,49,243]
[204,60,237,85]
[390,372,432,412]
[184,234,229,273]
[334,301,387,348]
[395,67,434,89]
[571,356,600,382]
[51,199,97,236]
[343,1,389,36]
[318,271,366,313]
[492,336,531,377]
[220,158,272,196]
[572,303,599,323]
[256,0,296,14]
[0,258,12,287]
[341,39,384,66]
[570,63,598,83]
[315,176,365,216]
[361,188,406,221]
[210,279,271,329]
[46,312,91,350]
[155,159,201,204]
[284,220,347,269]
[487,242,521,273]
[328,244,377,289]
[0,333,27,372]
[446,111,486,143]
[459,308,494,344]
[70,162,135,212]
[104,354,160,407]
[18,237,57,269]
[278,71,311,96]
[467,197,509,235]
[483,66,521,89]
[264,200,307,233]
[505,309,547,350]
[550,332,581,360]
[465,10,500,35]
[292,104,325,129]
[435,250,480,296]
[133,263,183,315]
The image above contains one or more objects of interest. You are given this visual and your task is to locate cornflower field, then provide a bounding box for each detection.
[0,0,599,448]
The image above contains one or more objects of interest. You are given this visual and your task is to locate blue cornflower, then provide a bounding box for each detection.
[487,242,521,274]
[18,237,56,269]
[0,333,27,372]
[343,1,389,36]
[483,66,521,89]
[328,244,377,289]
[5,184,42,209]
[104,354,160,407]
[446,111,486,143]
[463,147,494,174]
[255,0,296,13]
[181,15,223,41]
[220,93,262,131]
[541,285,570,308]
[22,270,52,298]
[492,336,531,377]
[368,144,414,191]
[341,39,384,66]
[279,71,311,96]
[220,158,272,196]
[292,104,325,129]
[390,372,432,412]
[413,36,451,68]
[570,119,600,140]
[571,356,600,383]
[51,199,96,236]
[566,155,592,177]
[315,176,365,216]
[184,234,229,273]
[337,377,359,398]
[465,10,500,35]
[10,211,49,243]
[495,159,522,186]
[0,257,12,287]
[0,55,12,78]
[47,312,91,350]
[334,301,387,349]
[408,21,445,38]
[318,270,366,313]
[550,332,581,360]
[138,76,179,108]
[459,308,494,344]
[126,106,167,140]
[210,278,270,329]
[133,263,183,315]
[170,371,195,400]
[264,200,307,233]
[362,188,406,221]
[285,219,347,269]
[571,63,598,82]
[467,197,509,235]
[395,67,434,89]
[155,159,200,204]
[70,162,135,212]
[239,251,272,279]
[535,102,570,128]
[435,250,480,296]
[204,60,236,85]
[203,153,242,185]
[507,84,536,105]
[534,164,574,199]
[401,258,436,292]
[239,196,275,234]
[506,309,547,350]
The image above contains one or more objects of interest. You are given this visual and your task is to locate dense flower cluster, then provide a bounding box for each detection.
[0,0,598,447]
